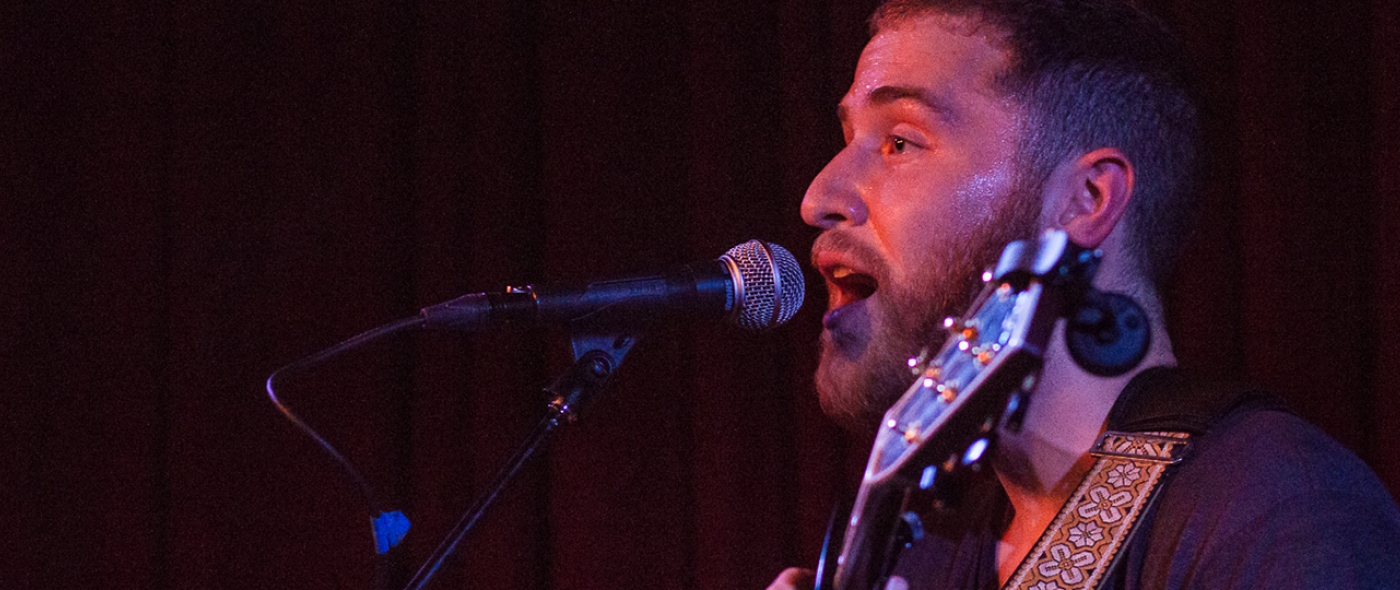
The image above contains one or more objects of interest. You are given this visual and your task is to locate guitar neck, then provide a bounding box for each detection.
[833,481,910,590]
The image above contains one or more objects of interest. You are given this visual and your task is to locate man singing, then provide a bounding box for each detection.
[771,0,1400,588]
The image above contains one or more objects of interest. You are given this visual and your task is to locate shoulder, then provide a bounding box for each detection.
[1173,407,1389,504]
[1134,404,1400,589]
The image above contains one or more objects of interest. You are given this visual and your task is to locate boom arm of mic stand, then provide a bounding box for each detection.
[399,320,642,590]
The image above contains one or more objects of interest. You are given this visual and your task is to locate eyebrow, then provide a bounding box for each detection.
[837,85,957,125]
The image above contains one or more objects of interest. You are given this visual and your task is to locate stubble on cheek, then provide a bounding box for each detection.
[814,269,955,433]
[812,187,1042,433]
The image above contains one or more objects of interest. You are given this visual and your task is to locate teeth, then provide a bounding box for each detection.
[832,267,854,279]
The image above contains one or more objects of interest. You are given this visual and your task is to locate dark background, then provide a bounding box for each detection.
[5,0,1398,588]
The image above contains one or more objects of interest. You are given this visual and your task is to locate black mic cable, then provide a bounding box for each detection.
[263,240,804,563]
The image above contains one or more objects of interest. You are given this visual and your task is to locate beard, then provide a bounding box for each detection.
[814,185,1043,433]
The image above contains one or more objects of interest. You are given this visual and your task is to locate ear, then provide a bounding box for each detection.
[1044,147,1135,248]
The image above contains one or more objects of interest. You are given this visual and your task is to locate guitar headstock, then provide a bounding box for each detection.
[866,279,1041,484]
[864,230,1098,489]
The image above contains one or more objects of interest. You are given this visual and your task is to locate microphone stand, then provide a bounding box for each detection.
[399,318,643,590]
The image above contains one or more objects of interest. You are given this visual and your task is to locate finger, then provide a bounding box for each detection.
[765,567,816,590]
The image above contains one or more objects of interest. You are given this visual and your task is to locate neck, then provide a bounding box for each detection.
[991,286,1176,581]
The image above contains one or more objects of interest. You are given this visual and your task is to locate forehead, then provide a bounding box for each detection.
[843,15,1012,119]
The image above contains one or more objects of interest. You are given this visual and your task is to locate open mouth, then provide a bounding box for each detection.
[822,264,879,309]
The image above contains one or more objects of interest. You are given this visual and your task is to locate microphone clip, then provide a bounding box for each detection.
[546,318,643,423]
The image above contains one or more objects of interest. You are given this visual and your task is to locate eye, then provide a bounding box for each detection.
[885,136,911,155]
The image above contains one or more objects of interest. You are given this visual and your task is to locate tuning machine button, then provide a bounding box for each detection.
[899,511,926,547]
[1001,391,1030,432]
[961,437,990,467]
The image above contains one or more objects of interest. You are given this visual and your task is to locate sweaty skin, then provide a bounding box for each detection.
[804,14,1038,434]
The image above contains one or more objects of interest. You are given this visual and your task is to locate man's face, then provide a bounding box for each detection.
[804,15,1042,431]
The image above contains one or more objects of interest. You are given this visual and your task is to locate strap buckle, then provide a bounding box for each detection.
[1091,430,1191,464]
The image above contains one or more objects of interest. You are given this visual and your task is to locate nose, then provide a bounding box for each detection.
[800,147,869,229]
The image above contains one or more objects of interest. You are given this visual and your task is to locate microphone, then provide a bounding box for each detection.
[419,240,805,332]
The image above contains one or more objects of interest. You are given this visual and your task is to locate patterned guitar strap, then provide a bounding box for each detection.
[1000,367,1268,590]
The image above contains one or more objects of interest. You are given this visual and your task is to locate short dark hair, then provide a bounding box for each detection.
[872,0,1201,288]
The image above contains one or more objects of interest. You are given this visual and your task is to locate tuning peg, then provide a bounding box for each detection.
[905,347,932,375]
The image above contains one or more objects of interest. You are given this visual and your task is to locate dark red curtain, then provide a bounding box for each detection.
[5,1,1397,589]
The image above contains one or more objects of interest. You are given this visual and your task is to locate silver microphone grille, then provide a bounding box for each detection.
[719,240,805,330]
